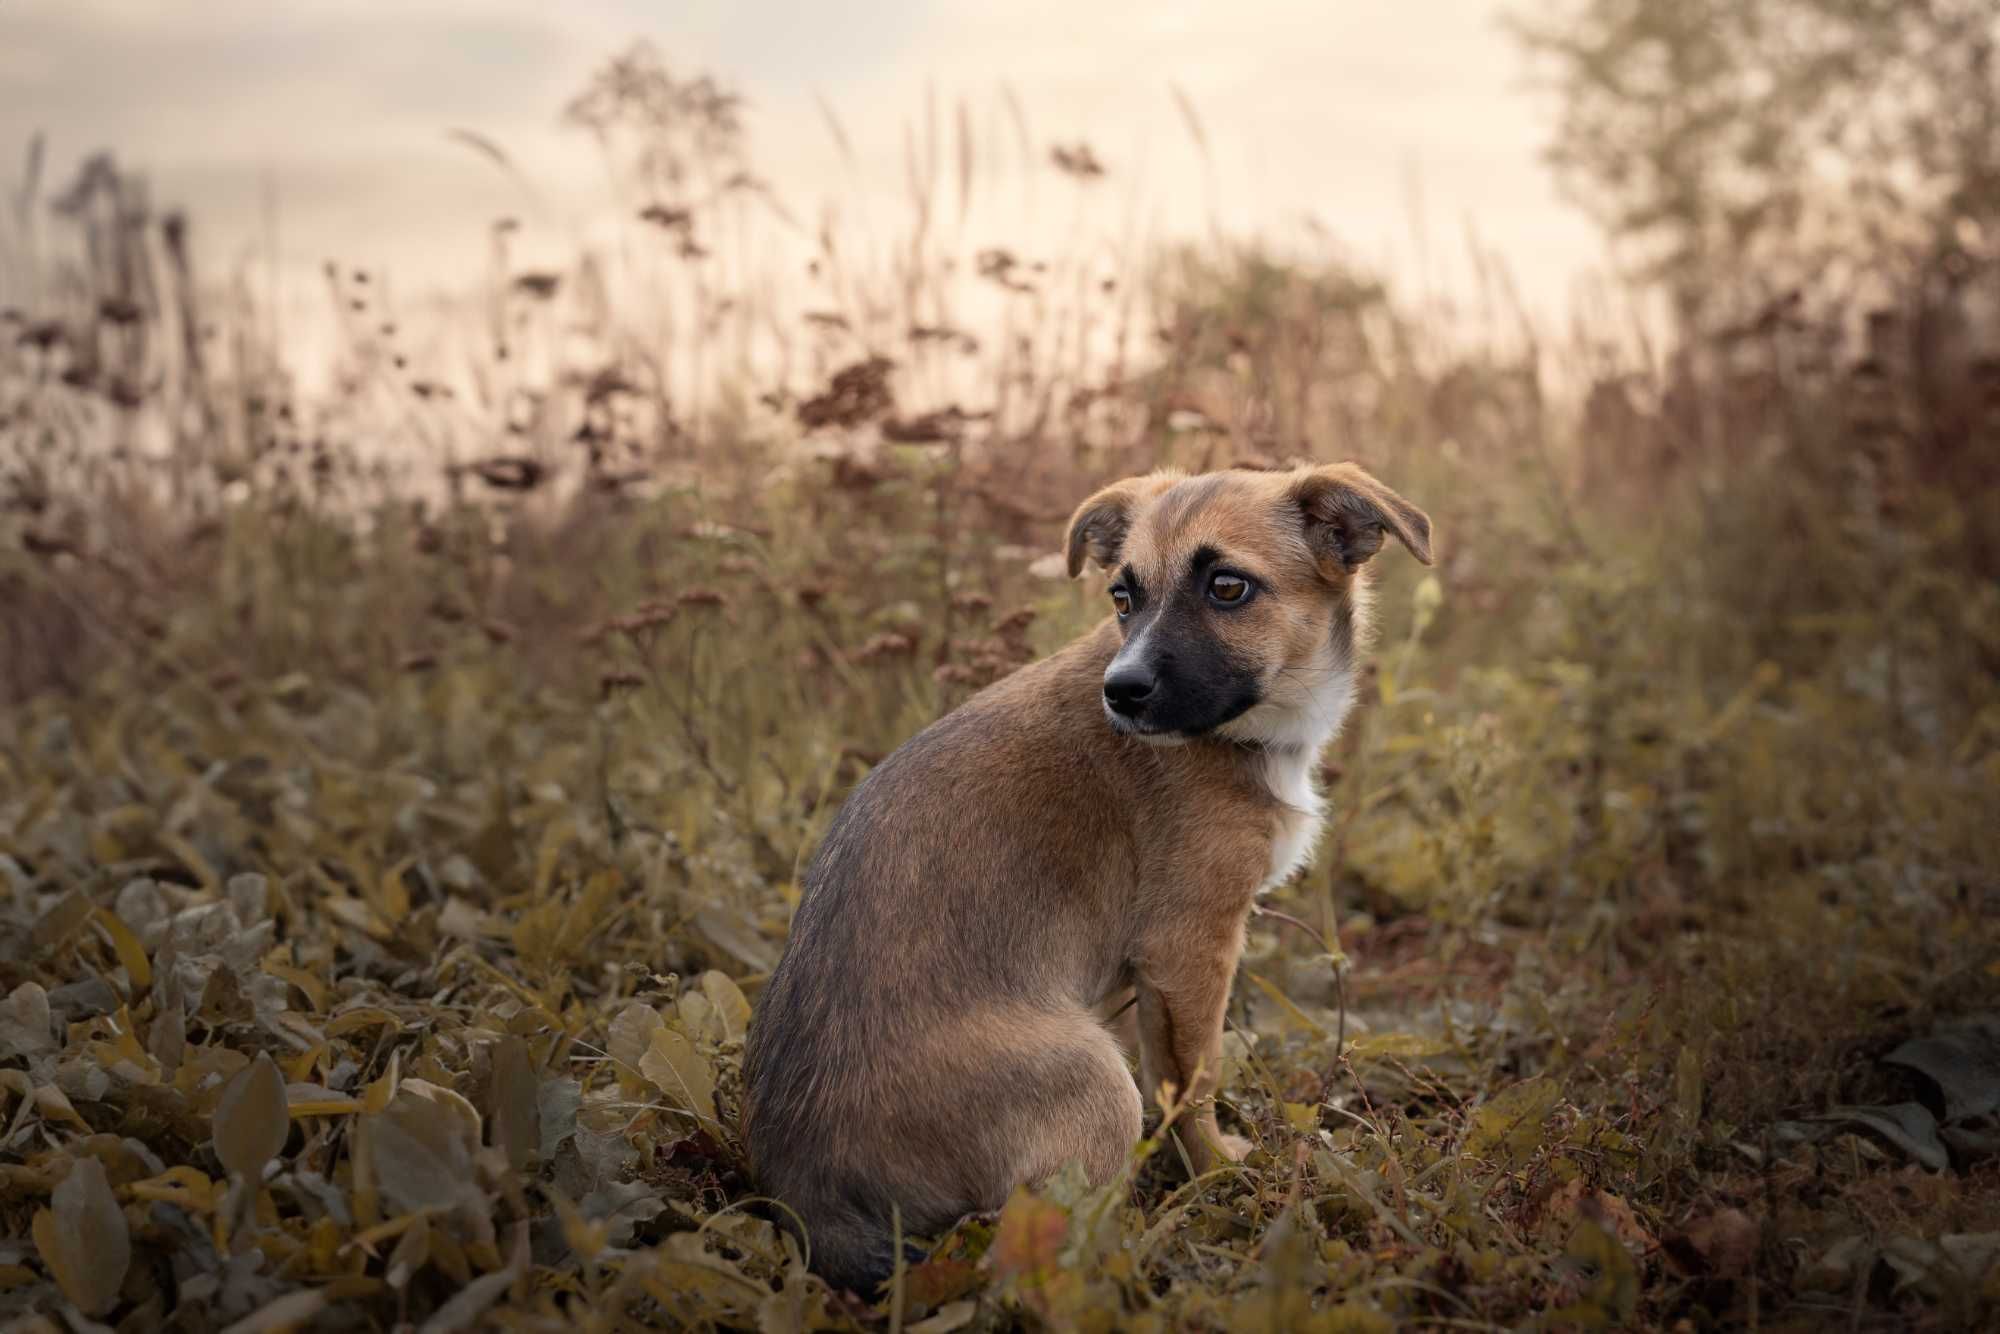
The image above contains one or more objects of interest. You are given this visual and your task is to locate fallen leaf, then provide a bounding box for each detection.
[0,982,54,1062]
[217,1287,331,1333]
[419,1265,517,1333]
[488,1035,539,1172]
[1940,1233,2000,1293]
[677,989,718,1043]
[1884,1015,2000,1124]
[1940,1122,2000,1160]
[1540,1180,1657,1255]
[1581,1189,1657,1254]
[579,1178,666,1246]
[1877,1233,1995,1298]
[387,1215,431,1290]
[32,888,93,952]
[1663,1207,1759,1277]
[691,905,776,972]
[360,1083,483,1216]
[35,1156,131,1316]
[1810,1102,1949,1171]
[902,1252,984,1312]
[700,971,752,1042]
[606,1002,663,1078]
[907,1298,978,1333]
[149,984,186,1074]
[92,908,152,989]
[552,1189,610,1262]
[988,1186,1068,1284]
[537,1076,581,1159]
[1799,1233,1875,1292]
[401,1077,484,1144]
[113,876,168,940]
[639,1025,716,1121]
[437,896,498,941]
[34,1081,90,1129]
[285,1083,363,1116]
[213,1051,289,1179]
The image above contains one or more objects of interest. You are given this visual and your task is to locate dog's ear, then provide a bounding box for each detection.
[1064,474,1174,577]
[1291,463,1434,575]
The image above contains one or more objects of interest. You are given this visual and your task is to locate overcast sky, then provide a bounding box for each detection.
[1,0,1610,326]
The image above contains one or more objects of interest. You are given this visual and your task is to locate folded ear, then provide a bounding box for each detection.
[1064,473,1176,577]
[1291,463,1434,575]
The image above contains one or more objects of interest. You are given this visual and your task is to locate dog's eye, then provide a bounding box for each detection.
[1109,586,1133,618]
[1209,573,1250,604]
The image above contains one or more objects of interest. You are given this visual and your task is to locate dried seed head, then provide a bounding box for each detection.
[511,272,562,300]
[851,632,916,664]
[797,357,895,431]
[1050,142,1106,179]
[599,670,644,698]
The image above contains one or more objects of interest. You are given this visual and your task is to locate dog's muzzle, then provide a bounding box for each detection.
[1102,663,1158,720]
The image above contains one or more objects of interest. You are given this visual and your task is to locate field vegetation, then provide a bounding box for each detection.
[3,21,1998,1332]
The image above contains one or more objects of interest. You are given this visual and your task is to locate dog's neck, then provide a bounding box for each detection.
[1216,576,1371,762]
[1223,580,1372,891]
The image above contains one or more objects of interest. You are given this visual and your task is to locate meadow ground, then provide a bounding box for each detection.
[3,75,1999,1331]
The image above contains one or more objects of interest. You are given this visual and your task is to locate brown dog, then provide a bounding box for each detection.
[742,462,1433,1289]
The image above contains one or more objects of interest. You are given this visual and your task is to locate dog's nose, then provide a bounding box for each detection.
[1102,666,1157,716]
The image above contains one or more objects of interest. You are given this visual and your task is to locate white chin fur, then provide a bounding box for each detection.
[1217,646,1359,892]
[1216,657,1357,756]
[1104,707,1192,746]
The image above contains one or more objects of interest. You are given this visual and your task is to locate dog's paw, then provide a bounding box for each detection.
[1214,1132,1253,1163]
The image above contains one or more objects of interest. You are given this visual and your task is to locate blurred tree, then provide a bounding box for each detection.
[1510,0,2000,331]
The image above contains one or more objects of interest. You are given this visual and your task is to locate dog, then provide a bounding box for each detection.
[741,461,1433,1290]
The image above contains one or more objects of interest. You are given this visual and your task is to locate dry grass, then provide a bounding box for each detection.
[2,44,1999,1332]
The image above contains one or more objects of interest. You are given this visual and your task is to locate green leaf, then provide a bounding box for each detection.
[1551,1219,1638,1327]
[1465,1076,1561,1167]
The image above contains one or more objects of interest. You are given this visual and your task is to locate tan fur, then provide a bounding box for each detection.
[742,462,1432,1290]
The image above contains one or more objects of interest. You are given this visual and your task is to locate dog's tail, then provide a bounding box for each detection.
[775,1188,931,1296]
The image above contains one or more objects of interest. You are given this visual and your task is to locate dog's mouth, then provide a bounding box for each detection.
[1103,704,1191,744]
[1102,687,1261,742]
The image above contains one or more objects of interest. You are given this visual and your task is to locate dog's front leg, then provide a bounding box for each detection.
[1134,925,1252,1173]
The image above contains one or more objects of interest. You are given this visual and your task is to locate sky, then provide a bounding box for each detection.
[0,0,1611,331]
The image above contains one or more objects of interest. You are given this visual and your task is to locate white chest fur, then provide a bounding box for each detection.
[1241,662,1358,892]
[1216,632,1362,894]
[1256,744,1327,892]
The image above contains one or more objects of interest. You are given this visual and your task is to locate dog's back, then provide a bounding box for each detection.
[743,628,1141,1289]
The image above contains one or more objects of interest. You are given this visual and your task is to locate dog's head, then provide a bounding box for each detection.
[1065,463,1433,745]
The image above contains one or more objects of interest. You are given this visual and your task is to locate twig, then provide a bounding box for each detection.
[1252,904,1347,1056]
